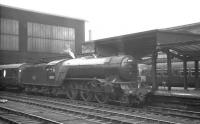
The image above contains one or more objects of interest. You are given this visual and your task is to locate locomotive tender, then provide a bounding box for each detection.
[0,55,148,105]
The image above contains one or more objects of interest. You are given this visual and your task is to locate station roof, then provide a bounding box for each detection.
[0,4,86,22]
[87,23,200,60]
[159,22,200,60]
[162,22,200,35]
[90,30,157,58]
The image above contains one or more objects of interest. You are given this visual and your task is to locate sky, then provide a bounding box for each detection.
[1,0,200,41]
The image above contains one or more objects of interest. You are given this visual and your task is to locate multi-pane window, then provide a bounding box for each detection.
[27,22,75,53]
[0,18,19,51]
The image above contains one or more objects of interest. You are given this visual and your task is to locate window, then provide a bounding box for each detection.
[0,18,19,51]
[27,22,75,53]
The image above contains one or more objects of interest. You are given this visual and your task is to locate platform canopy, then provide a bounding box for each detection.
[92,30,156,59]
[158,22,200,60]
[88,23,200,60]
[158,32,200,60]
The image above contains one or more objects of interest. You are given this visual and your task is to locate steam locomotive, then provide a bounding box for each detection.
[0,55,149,105]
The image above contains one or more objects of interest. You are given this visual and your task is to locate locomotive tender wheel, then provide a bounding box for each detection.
[80,82,93,102]
[137,92,145,102]
[94,83,109,104]
[119,94,130,106]
[50,88,57,96]
[133,89,147,105]
[24,86,30,93]
[66,83,78,100]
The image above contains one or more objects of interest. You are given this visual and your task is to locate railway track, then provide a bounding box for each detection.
[29,93,200,123]
[146,105,200,120]
[0,92,177,124]
[148,95,200,111]
[1,92,200,124]
[0,99,101,124]
[0,105,62,124]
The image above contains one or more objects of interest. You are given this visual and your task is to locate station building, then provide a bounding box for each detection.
[0,5,85,64]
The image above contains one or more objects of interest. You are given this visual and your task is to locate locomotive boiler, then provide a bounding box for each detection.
[62,55,137,81]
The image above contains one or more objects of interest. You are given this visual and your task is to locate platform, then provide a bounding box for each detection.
[153,87,200,99]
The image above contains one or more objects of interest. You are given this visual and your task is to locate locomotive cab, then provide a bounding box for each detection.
[21,64,49,85]
[21,59,66,87]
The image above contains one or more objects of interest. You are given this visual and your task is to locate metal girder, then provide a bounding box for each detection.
[170,48,200,61]
[159,39,200,48]
[160,48,186,60]
[158,39,200,61]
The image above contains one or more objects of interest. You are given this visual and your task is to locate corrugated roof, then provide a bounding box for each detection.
[83,22,200,60]
[162,22,200,35]
[91,30,157,44]
[159,39,200,60]
[0,4,86,22]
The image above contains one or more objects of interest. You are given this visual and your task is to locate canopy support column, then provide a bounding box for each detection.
[183,60,188,90]
[152,51,158,91]
[167,51,172,91]
[195,60,199,89]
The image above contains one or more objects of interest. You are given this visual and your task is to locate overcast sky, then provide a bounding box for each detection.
[1,0,200,41]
